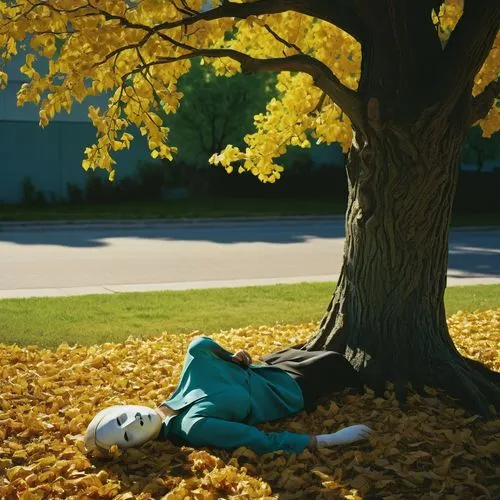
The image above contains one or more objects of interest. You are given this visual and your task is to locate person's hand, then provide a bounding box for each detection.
[230,350,252,367]
[315,424,373,448]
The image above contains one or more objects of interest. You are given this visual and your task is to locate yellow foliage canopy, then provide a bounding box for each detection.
[0,0,498,181]
[0,309,499,498]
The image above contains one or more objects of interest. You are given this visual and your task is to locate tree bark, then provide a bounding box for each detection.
[303,111,500,416]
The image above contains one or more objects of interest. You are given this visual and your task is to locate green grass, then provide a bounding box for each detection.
[0,199,498,226]
[1,283,499,350]
[0,199,345,221]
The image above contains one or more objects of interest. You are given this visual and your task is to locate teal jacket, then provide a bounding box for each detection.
[158,337,310,454]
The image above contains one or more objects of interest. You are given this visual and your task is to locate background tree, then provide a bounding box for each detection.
[1,0,498,414]
[169,58,275,166]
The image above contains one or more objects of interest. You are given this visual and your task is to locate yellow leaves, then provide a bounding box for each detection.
[472,29,499,136]
[448,309,500,372]
[121,132,134,147]
[5,36,17,57]
[84,97,177,175]
[0,0,497,183]
[1,310,498,498]
[209,144,245,168]
[246,15,266,28]
[0,458,13,470]
[19,53,37,79]
[0,69,7,89]
[210,57,242,77]
[428,1,498,138]
[476,101,500,139]
[30,34,56,58]
[432,0,463,46]
[208,69,354,182]
[0,0,363,183]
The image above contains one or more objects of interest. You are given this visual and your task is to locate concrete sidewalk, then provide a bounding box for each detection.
[0,275,339,299]
[1,274,498,299]
[1,218,498,299]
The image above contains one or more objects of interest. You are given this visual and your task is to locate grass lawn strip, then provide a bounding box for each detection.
[0,309,498,498]
[0,199,498,226]
[0,283,499,348]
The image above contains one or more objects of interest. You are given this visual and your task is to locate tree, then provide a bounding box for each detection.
[169,58,275,166]
[1,0,498,415]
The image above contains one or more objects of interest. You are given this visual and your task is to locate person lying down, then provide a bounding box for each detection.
[84,336,373,455]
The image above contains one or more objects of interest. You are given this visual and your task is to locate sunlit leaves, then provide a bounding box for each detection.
[0,69,7,89]
[432,0,463,46]
[0,309,499,498]
[474,33,499,138]
[0,0,498,180]
[432,0,499,137]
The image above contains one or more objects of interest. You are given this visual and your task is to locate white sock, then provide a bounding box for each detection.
[315,424,372,448]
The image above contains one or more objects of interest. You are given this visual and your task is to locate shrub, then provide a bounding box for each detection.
[136,161,170,200]
[66,183,84,204]
[21,176,47,206]
[85,174,116,204]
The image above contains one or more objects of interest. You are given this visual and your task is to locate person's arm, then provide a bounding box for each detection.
[182,415,311,455]
[187,337,253,367]
[182,416,372,454]
[187,336,234,361]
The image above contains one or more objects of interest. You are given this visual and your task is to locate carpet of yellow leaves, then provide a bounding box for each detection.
[1,309,499,499]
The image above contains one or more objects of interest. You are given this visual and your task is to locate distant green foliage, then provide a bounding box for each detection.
[461,127,500,171]
[168,58,276,166]
[21,176,47,206]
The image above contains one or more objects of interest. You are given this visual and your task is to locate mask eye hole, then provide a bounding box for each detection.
[116,417,121,425]
[124,432,129,442]
[135,412,144,426]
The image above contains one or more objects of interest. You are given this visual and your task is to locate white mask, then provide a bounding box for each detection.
[84,405,162,453]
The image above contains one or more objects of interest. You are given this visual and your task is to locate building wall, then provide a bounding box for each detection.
[0,50,153,203]
[0,119,152,203]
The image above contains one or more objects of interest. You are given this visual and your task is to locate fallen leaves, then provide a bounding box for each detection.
[0,309,499,499]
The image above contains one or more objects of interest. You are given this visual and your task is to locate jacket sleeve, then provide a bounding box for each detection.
[187,336,233,361]
[180,414,310,455]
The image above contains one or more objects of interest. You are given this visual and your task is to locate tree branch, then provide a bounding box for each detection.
[471,78,499,122]
[438,0,500,113]
[154,49,363,129]
[16,1,365,129]
[263,23,303,54]
[19,0,365,42]
[153,0,365,43]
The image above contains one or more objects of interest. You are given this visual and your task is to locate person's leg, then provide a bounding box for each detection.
[262,348,363,412]
[296,352,363,409]
[261,347,308,365]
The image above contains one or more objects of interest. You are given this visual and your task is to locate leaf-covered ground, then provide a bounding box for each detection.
[1,310,499,499]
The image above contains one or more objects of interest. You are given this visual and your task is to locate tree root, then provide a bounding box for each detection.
[463,357,500,385]
[461,360,500,410]
[351,352,500,418]
[305,323,500,417]
[434,359,491,417]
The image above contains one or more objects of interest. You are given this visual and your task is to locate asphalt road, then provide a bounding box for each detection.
[0,218,498,298]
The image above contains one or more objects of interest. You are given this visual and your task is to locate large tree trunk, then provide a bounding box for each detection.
[304,113,500,416]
